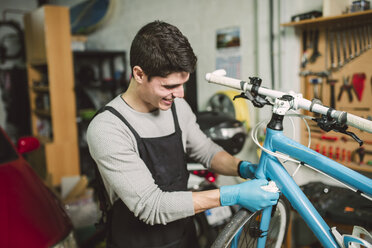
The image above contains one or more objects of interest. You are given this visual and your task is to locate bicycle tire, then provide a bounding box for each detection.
[211,198,290,248]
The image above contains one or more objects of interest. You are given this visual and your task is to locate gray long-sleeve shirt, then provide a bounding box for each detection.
[87,95,222,225]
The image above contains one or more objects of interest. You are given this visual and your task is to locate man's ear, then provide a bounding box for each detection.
[132,66,145,83]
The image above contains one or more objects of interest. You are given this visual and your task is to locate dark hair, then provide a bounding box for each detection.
[130,20,197,81]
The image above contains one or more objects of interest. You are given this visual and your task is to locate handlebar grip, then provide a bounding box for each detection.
[205,72,243,91]
[347,113,372,133]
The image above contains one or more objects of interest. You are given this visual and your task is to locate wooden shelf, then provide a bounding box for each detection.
[282,9,372,27]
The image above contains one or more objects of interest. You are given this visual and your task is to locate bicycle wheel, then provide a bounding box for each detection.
[211,198,290,248]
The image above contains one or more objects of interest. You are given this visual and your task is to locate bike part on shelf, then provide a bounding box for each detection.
[211,198,290,248]
[206,90,251,131]
[220,179,279,212]
[196,111,247,155]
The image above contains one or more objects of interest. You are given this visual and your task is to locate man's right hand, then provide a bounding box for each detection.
[219,179,279,212]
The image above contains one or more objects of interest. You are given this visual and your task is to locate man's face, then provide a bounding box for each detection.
[140,71,190,111]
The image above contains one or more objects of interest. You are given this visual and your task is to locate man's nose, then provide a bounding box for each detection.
[172,85,184,98]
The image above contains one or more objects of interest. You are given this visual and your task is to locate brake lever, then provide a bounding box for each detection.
[232,77,272,108]
[313,115,363,146]
[233,92,269,108]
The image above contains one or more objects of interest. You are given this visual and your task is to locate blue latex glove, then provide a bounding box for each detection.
[238,161,257,179]
[220,179,279,212]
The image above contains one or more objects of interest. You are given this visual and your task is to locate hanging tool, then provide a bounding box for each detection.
[352,73,366,101]
[329,29,336,69]
[353,27,359,57]
[301,30,309,68]
[309,29,321,63]
[342,148,346,161]
[309,77,323,100]
[353,147,372,164]
[328,146,334,159]
[367,24,371,49]
[335,147,340,160]
[363,25,370,50]
[327,78,338,108]
[335,30,342,68]
[337,76,353,102]
[348,28,354,60]
[315,144,320,153]
[359,26,366,53]
[358,26,364,54]
[341,29,349,64]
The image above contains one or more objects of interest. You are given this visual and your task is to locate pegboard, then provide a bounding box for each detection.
[283,11,372,173]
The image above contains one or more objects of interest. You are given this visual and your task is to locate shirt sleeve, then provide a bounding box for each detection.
[86,112,194,225]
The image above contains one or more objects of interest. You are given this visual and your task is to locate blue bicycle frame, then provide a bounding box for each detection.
[255,126,372,248]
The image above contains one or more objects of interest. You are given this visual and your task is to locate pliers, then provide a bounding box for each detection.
[337,76,353,102]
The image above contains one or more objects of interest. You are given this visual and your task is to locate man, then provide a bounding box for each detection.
[87,20,279,248]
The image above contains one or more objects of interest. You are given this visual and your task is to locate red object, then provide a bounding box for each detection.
[322,145,327,156]
[315,144,320,153]
[192,170,217,183]
[352,73,366,101]
[17,136,40,154]
[328,146,333,159]
[335,147,340,160]
[0,127,73,248]
[321,135,338,141]
[342,148,346,161]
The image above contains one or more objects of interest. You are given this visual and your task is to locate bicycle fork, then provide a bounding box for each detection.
[256,207,273,248]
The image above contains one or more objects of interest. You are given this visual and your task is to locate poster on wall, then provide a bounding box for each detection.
[216,26,241,79]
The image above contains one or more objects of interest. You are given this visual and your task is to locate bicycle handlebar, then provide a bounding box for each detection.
[206,70,372,133]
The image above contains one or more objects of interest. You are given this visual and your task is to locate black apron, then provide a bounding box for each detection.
[94,104,199,248]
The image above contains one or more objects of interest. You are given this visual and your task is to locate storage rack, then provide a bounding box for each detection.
[24,5,80,185]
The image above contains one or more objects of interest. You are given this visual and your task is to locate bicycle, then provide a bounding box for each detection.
[205,69,372,248]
